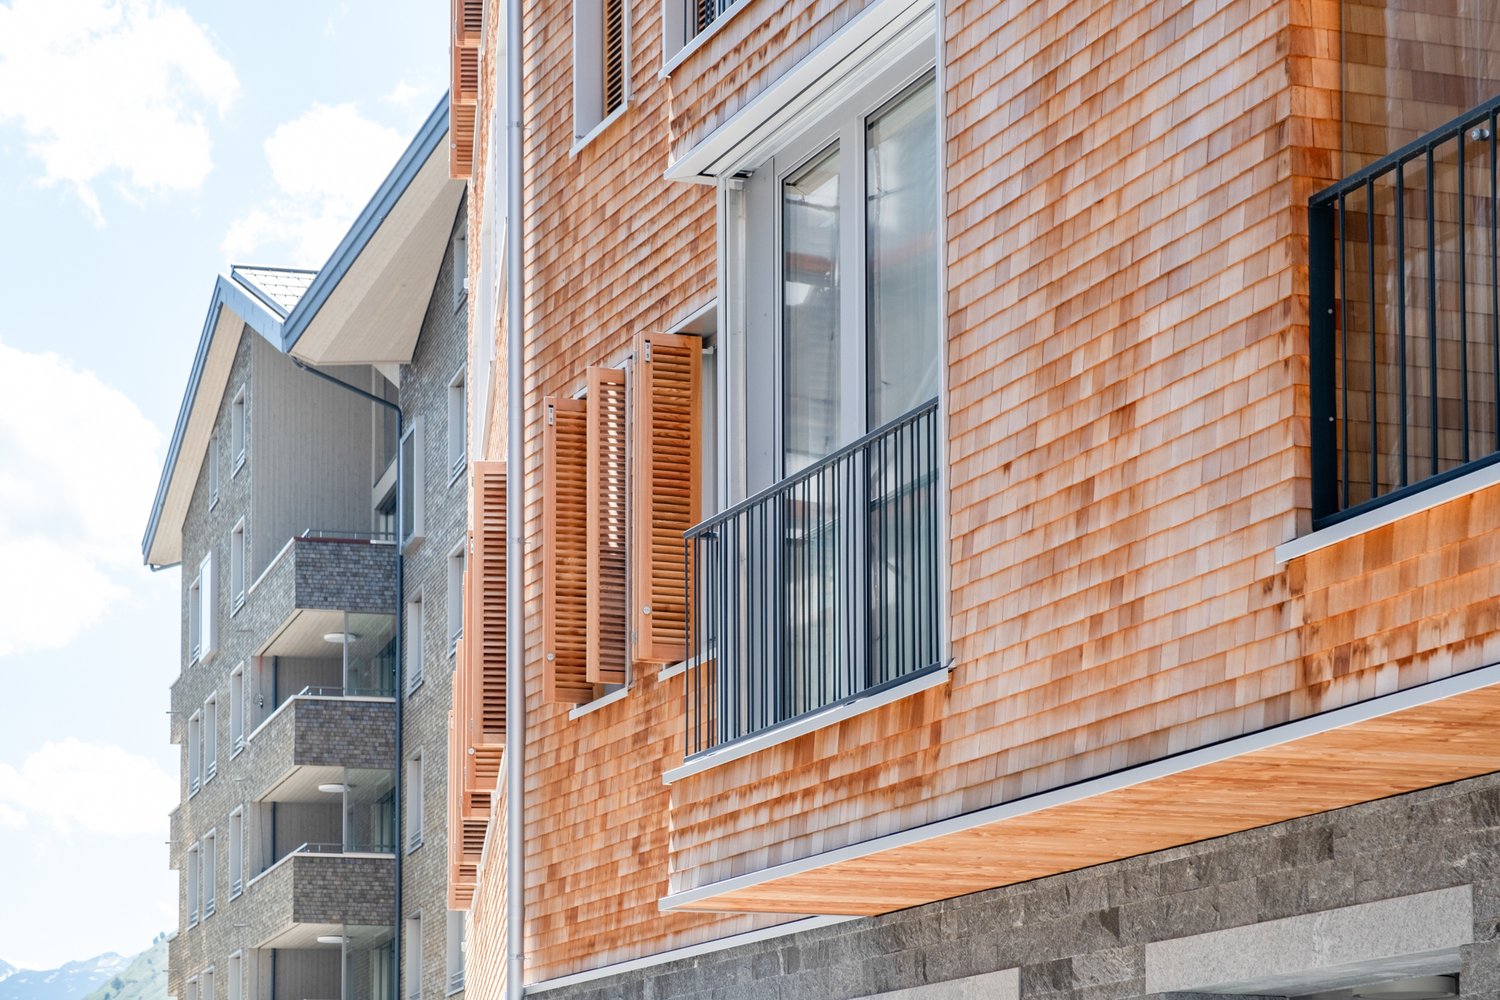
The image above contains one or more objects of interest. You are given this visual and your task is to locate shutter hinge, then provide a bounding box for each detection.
[546,404,555,425]
[643,340,652,363]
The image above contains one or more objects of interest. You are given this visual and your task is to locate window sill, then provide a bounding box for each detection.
[659,0,755,79]
[406,837,424,855]
[570,103,630,157]
[209,494,219,511]
[232,453,246,477]
[662,662,953,784]
[231,594,245,617]
[1275,460,1500,563]
[449,460,466,487]
[568,684,631,720]
[407,676,425,697]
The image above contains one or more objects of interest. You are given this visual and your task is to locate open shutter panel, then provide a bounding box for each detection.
[467,462,508,754]
[632,332,702,666]
[543,398,594,703]
[448,0,483,178]
[586,367,629,686]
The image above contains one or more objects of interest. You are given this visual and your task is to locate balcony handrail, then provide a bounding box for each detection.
[299,528,397,544]
[684,398,942,756]
[244,687,396,744]
[687,397,940,539]
[1312,90,1500,206]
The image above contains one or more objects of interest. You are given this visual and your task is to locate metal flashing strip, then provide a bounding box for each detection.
[663,0,935,181]
[660,658,1500,911]
[1276,459,1500,563]
[523,916,857,994]
[567,684,631,720]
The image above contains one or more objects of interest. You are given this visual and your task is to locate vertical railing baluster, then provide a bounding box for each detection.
[1339,191,1350,508]
[1460,129,1471,463]
[1429,145,1440,476]
[1367,177,1380,494]
[1396,161,1409,486]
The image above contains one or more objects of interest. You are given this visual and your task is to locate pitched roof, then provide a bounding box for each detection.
[229,266,319,317]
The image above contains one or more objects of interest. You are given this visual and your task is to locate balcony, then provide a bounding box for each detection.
[1310,93,1500,527]
[243,843,394,950]
[683,398,941,756]
[248,532,396,663]
[247,692,396,802]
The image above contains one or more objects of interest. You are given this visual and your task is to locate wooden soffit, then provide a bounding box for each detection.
[661,664,1500,916]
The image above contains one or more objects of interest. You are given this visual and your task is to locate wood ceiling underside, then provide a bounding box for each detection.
[669,683,1500,915]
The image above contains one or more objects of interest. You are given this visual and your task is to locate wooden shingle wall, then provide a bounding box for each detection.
[667,0,1355,892]
[461,0,1500,983]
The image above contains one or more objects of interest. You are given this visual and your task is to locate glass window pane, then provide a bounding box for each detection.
[782,144,841,475]
[867,75,939,428]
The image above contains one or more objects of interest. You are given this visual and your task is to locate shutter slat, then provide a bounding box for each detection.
[586,367,629,685]
[632,333,701,666]
[544,398,594,703]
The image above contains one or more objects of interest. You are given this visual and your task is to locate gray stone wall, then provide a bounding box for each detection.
[398,198,470,1000]
[531,771,1500,1000]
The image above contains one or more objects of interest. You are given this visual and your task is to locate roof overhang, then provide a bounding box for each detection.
[141,275,285,567]
[281,97,466,366]
[661,661,1500,915]
[142,95,461,567]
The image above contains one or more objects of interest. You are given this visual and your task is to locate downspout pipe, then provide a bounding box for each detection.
[504,0,528,992]
[291,357,407,996]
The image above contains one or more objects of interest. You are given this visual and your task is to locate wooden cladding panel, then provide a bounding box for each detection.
[632,333,700,666]
[544,397,594,703]
[586,368,629,685]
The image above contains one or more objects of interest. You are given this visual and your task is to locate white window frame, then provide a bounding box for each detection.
[229,519,246,613]
[186,842,201,928]
[400,419,426,551]
[446,910,466,995]
[660,0,751,75]
[572,0,631,148]
[405,912,424,1000]
[202,965,215,1000]
[186,977,200,1000]
[227,951,243,1000]
[447,368,467,481]
[187,711,202,797]
[406,592,425,693]
[202,829,217,917]
[197,549,217,659]
[208,436,220,509]
[228,807,244,899]
[406,750,424,853]
[188,574,203,665]
[202,694,218,784]
[453,230,469,311]
[229,665,245,755]
[231,385,247,474]
[728,48,938,499]
[447,541,465,657]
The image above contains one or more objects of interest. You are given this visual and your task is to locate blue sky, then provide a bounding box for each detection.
[0,0,447,970]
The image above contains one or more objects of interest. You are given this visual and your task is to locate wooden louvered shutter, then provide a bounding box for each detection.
[449,0,483,178]
[543,397,593,703]
[632,332,701,666]
[465,461,507,775]
[586,368,629,685]
[603,0,626,115]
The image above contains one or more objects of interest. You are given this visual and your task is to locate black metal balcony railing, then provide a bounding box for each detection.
[684,399,941,756]
[1311,93,1500,527]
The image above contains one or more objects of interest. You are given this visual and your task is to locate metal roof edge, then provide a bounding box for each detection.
[141,275,285,564]
[280,94,452,354]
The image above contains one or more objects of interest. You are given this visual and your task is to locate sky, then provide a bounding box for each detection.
[0,0,447,971]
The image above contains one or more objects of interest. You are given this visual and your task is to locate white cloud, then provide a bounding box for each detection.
[0,340,163,658]
[0,0,238,223]
[0,739,175,838]
[222,102,409,267]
